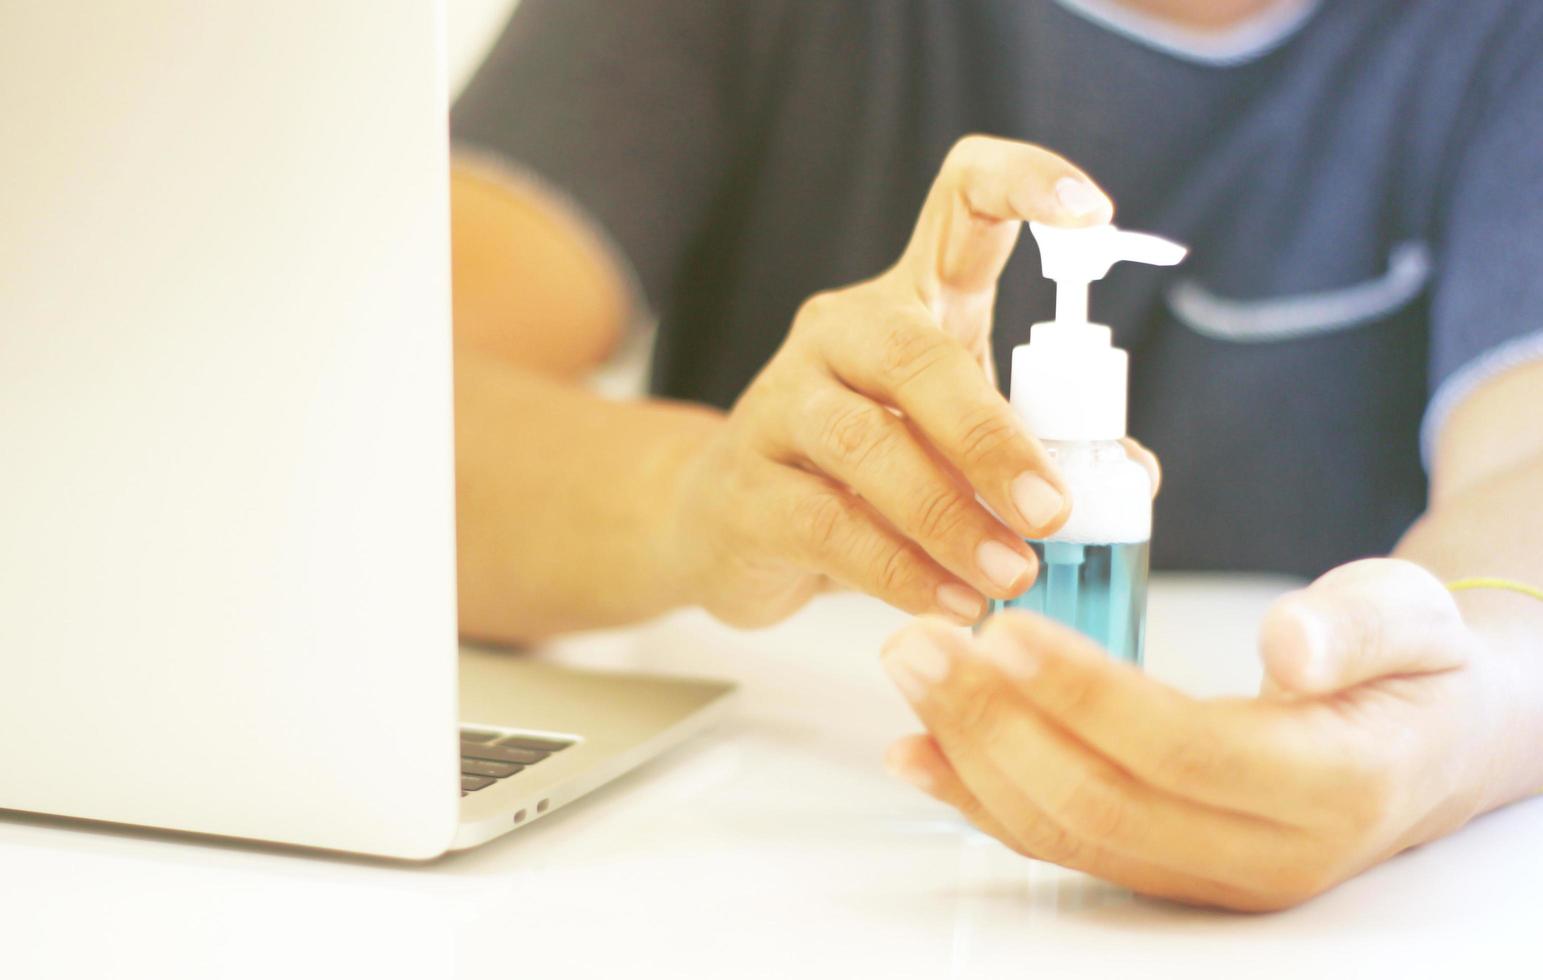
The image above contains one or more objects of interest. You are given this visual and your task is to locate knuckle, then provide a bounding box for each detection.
[877,322,950,390]
[818,400,892,469]
[875,544,925,599]
[944,133,990,172]
[954,406,1020,467]
[910,485,973,543]
[791,491,851,552]
[789,291,847,349]
[794,289,841,328]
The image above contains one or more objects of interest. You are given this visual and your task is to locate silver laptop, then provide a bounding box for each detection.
[0,1,733,858]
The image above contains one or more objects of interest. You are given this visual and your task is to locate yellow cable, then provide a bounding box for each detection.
[1447,578,1543,603]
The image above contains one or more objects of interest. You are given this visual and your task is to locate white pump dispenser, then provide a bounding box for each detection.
[993,221,1188,666]
[1011,223,1188,442]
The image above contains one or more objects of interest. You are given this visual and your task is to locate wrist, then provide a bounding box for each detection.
[640,408,725,613]
[1454,589,1543,815]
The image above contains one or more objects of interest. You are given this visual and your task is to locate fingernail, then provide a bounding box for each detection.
[882,629,952,700]
[977,540,1032,591]
[1055,176,1111,219]
[980,622,1041,681]
[1012,473,1065,530]
[936,583,985,623]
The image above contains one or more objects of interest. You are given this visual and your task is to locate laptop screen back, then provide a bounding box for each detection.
[0,1,461,857]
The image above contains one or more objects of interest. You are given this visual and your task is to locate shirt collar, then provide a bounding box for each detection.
[1051,0,1324,66]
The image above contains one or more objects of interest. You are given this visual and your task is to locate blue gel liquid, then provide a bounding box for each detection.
[990,540,1150,666]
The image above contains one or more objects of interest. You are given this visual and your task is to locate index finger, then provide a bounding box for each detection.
[899,135,1114,299]
[809,304,1070,538]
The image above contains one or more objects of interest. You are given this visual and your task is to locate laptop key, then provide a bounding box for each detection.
[459,730,499,744]
[461,775,496,792]
[461,758,521,779]
[460,742,547,766]
[496,735,573,753]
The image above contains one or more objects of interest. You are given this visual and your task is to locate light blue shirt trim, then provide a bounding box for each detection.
[1421,330,1543,473]
[1051,0,1324,67]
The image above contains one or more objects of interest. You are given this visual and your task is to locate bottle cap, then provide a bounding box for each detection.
[1010,222,1187,441]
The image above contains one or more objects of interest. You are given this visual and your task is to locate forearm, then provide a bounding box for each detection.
[454,348,722,644]
[1395,454,1543,813]
[450,162,628,379]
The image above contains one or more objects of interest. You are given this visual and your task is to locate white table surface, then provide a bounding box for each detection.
[5,575,1540,979]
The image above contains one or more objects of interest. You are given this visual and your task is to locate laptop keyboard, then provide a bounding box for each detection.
[459,728,574,796]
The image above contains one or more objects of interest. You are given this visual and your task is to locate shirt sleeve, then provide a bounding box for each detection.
[1421,12,1543,467]
[450,0,739,318]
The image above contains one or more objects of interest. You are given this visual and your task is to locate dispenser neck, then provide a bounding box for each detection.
[1054,280,1091,324]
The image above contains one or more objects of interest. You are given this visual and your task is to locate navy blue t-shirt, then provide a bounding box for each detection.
[452,0,1543,578]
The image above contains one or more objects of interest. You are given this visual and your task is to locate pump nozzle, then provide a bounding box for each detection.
[1010,221,1188,443]
[1030,222,1188,323]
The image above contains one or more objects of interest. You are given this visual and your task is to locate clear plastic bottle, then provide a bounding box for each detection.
[991,440,1151,665]
[993,222,1187,666]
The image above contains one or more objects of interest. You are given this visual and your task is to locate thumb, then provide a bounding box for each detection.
[1259,558,1474,697]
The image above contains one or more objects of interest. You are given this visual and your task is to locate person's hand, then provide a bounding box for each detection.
[879,558,1507,911]
[661,136,1141,628]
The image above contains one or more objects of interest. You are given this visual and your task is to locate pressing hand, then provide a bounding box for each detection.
[662,135,1156,627]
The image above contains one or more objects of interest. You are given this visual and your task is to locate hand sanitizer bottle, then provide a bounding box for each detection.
[991,222,1188,666]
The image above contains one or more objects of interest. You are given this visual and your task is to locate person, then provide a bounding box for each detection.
[447,0,1543,909]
